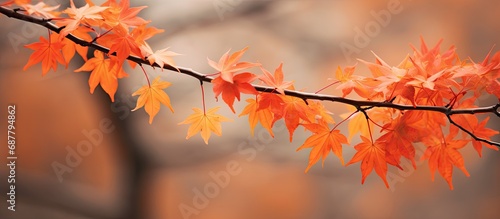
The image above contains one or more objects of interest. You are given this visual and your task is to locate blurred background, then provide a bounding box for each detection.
[1,0,500,218]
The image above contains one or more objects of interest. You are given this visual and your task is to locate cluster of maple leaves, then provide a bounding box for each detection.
[3,0,500,189]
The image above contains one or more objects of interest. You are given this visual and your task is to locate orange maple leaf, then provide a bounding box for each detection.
[255,93,285,130]
[452,114,499,157]
[307,100,335,124]
[258,63,293,94]
[450,97,499,157]
[15,0,30,4]
[59,0,107,38]
[239,98,274,137]
[358,53,414,100]
[470,117,500,156]
[2,0,31,6]
[280,94,313,141]
[478,51,500,100]
[97,26,142,65]
[422,131,470,190]
[208,47,260,83]
[346,136,396,188]
[74,50,128,101]
[131,77,174,124]
[0,0,30,6]
[257,93,284,114]
[130,24,164,46]
[297,120,348,172]
[346,109,372,141]
[178,107,232,144]
[378,112,426,169]
[23,36,66,75]
[335,65,371,98]
[486,78,500,100]
[101,0,149,31]
[52,26,92,65]
[212,73,258,113]
[343,106,393,141]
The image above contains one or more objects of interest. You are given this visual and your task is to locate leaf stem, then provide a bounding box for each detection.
[139,64,151,87]
[93,27,113,43]
[315,80,340,94]
[200,80,206,114]
[206,72,220,77]
[365,115,375,143]
[332,109,358,131]
[358,107,375,143]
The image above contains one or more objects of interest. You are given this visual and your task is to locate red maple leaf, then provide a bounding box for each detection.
[212,73,258,113]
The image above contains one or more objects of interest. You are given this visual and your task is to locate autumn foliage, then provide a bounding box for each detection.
[1,0,500,190]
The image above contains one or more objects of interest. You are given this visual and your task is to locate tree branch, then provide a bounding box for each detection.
[1,6,499,147]
[447,114,500,147]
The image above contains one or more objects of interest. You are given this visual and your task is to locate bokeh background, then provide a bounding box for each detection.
[1,0,500,218]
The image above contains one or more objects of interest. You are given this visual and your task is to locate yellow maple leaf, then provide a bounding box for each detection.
[132,77,174,124]
[178,107,232,144]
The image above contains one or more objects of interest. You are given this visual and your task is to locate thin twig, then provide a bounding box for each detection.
[447,114,500,147]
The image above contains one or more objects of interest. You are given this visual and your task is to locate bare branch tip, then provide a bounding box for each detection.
[13,8,25,13]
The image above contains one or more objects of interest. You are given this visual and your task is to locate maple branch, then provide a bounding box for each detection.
[1,6,499,147]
